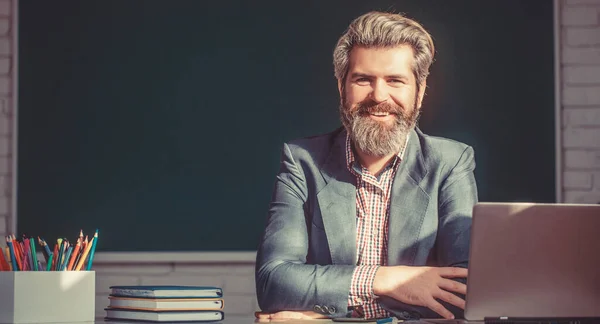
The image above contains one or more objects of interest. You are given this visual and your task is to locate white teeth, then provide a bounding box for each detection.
[371,112,390,116]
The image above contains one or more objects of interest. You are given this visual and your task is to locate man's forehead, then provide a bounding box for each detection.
[347,45,415,75]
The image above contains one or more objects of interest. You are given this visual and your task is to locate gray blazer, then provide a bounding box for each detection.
[255,126,478,320]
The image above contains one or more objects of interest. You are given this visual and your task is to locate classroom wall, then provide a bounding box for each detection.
[561,0,600,202]
[0,0,11,239]
[0,0,599,317]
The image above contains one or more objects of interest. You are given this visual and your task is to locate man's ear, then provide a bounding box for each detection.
[337,78,343,97]
[417,80,427,109]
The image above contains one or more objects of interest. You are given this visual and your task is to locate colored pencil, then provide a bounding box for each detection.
[51,240,59,271]
[75,235,94,271]
[46,253,53,271]
[73,235,88,270]
[4,247,11,270]
[27,238,38,271]
[67,237,81,271]
[61,246,73,271]
[31,238,39,271]
[38,237,52,263]
[56,239,65,271]
[0,247,7,271]
[11,235,23,271]
[6,237,18,271]
[85,230,98,270]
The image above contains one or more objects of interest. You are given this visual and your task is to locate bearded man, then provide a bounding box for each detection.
[255,11,478,321]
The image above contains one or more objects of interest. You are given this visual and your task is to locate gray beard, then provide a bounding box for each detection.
[350,115,411,157]
[340,99,419,157]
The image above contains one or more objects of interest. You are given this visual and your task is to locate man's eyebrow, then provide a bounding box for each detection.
[350,73,373,79]
[386,74,410,80]
[349,73,410,80]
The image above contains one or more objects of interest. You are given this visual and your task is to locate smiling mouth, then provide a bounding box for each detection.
[369,112,394,117]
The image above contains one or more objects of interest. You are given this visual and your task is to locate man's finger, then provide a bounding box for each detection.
[438,278,467,295]
[439,267,468,278]
[434,288,466,310]
[427,298,455,320]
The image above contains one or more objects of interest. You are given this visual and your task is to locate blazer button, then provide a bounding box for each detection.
[313,305,324,313]
[327,306,336,314]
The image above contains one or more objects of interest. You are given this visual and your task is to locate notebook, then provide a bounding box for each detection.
[109,285,223,299]
[108,296,224,311]
[426,202,600,324]
[105,308,224,322]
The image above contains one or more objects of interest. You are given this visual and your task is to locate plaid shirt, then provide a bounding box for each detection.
[345,134,408,319]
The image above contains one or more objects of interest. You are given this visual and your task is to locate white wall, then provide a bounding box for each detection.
[1,0,599,318]
[561,0,600,203]
[0,0,11,238]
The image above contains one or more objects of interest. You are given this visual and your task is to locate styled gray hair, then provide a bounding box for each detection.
[333,11,435,91]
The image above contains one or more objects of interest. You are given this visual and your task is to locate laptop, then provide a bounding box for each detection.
[426,202,600,324]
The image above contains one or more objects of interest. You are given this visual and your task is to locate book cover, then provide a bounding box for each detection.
[109,285,223,299]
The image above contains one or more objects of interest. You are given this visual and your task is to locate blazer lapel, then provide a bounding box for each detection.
[317,129,357,265]
[387,129,430,266]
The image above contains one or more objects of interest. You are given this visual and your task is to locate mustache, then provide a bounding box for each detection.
[355,100,402,116]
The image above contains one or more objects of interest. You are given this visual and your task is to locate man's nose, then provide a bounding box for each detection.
[370,80,389,103]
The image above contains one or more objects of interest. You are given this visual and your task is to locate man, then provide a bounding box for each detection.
[255,11,478,321]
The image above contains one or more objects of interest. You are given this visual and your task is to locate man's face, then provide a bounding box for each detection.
[339,45,426,157]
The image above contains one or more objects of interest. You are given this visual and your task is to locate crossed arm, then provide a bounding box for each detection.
[255,144,478,320]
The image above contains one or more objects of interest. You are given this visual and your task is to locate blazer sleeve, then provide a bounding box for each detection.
[381,145,478,320]
[255,143,356,317]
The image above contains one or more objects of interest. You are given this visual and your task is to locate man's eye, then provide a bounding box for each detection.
[389,79,404,84]
[356,78,370,84]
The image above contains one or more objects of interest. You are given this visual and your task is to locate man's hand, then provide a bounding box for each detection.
[255,310,328,321]
[373,266,468,319]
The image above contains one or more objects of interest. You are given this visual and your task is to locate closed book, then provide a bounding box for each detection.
[105,308,224,322]
[109,285,223,299]
[108,296,224,311]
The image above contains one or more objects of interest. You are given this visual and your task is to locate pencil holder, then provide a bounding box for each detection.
[0,271,95,323]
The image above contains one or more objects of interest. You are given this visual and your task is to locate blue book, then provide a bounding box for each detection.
[109,286,223,299]
[105,308,224,322]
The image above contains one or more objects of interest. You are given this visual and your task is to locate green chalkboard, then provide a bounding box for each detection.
[17,0,555,251]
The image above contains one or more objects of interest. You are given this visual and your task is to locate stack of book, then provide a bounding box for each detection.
[105,285,224,322]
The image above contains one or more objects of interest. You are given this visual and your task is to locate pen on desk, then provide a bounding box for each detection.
[86,229,98,270]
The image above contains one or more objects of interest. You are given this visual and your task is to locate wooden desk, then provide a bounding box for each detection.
[89,316,478,323]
